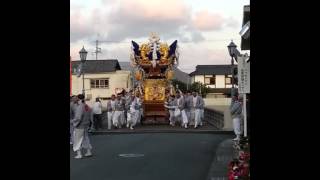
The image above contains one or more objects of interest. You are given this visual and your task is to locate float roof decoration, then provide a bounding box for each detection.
[130,33,179,68]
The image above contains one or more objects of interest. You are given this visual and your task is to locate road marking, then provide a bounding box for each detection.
[118,154,145,158]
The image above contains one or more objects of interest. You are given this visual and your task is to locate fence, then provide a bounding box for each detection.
[204,108,225,129]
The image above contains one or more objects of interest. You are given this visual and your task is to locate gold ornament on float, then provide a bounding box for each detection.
[139,44,151,64]
[135,71,142,81]
[166,70,174,80]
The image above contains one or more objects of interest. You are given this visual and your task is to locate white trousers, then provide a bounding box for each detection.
[112,111,122,127]
[233,117,241,136]
[119,111,126,126]
[181,110,188,125]
[73,128,92,152]
[136,109,142,124]
[169,110,175,124]
[127,111,138,127]
[107,112,114,129]
[126,112,132,126]
[185,110,191,124]
[194,109,201,126]
[189,109,195,125]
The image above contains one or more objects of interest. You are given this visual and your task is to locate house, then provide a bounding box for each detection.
[189,65,236,96]
[71,59,132,100]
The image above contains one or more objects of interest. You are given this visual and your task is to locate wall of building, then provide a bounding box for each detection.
[215,75,225,88]
[72,70,132,99]
[192,74,229,88]
[194,75,204,84]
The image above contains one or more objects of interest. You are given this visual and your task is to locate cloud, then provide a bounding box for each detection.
[70,0,242,68]
[190,31,205,42]
[104,0,192,41]
[70,11,95,42]
[192,10,224,31]
[225,17,240,28]
[70,0,235,43]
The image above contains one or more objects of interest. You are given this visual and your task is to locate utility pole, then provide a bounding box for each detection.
[94,40,102,60]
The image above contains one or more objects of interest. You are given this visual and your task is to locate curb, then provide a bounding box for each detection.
[206,139,235,180]
[90,129,233,135]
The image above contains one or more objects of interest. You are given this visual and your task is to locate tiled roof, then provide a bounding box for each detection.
[71,59,121,74]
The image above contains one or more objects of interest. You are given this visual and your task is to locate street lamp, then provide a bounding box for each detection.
[79,46,88,96]
[227,41,237,90]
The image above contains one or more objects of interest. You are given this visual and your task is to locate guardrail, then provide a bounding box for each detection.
[204,108,224,129]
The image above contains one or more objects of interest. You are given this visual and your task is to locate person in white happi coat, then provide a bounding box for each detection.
[164,95,177,126]
[124,90,133,127]
[119,93,127,126]
[127,94,142,129]
[175,91,188,129]
[230,94,243,141]
[92,97,103,130]
[71,94,93,159]
[184,91,193,125]
[112,94,125,128]
[192,92,204,128]
[125,92,133,128]
[106,94,116,130]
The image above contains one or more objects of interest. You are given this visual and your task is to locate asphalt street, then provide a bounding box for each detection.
[70,133,233,180]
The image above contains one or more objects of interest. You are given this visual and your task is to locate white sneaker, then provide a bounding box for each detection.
[75,151,83,159]
[126,124,129,128]
[184,124,188,129]
[233,137,240,141]
[75,154,82,159]
[130,126,134,130]
[194,125,197,129]
[84,150,92,157]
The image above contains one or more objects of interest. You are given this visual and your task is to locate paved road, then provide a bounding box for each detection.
[70,133,233,180]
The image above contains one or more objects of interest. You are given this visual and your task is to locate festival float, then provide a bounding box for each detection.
[130,33,179,124]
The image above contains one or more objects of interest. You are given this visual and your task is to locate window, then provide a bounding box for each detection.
[205,76,215,85]
[225,75,232,85]
[90,79,109,88]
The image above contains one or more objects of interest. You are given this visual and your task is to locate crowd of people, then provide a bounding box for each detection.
[164,90,205,129]
[69,89,207,159]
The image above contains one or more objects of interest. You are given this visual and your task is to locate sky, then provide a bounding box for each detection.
[70,0,250,73]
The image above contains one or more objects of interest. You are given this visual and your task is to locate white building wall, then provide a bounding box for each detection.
[215,75,225,88]
[191,74,233,89]
[72,70,131,99]
[194,75,204,84]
